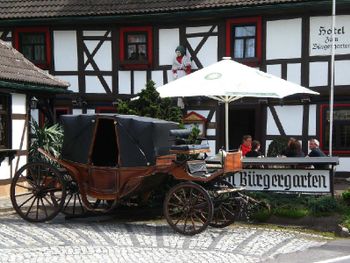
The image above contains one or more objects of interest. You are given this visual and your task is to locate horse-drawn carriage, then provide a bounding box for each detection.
[10,114,242,235]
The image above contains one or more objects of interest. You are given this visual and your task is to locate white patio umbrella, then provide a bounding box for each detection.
[157,58,319,151]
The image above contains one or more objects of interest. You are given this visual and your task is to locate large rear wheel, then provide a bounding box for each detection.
[164,182,213,235]
[10,162,66,222]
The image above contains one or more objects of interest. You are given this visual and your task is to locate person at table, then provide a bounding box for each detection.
[308,138,326,157]
[239,135,252,157]
[282,138,305,157]
[245,140,263,157]
[308,138,328,169]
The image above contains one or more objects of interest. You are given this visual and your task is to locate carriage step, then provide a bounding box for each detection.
[216,186,245,194]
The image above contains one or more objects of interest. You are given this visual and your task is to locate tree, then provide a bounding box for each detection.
[116,80,182,123]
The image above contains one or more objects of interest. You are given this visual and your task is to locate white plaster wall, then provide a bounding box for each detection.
[0,158,10,180]
[275,105,303,135]
[337,158,350,172]
[203,140,216,156]
[72,109,82,115]
[335,60,350,86]
[266,107,280,135]
[187,37,202,52]
[309,62,328,87]
[12,119,27,150]
[186,26,217,34]
[287,63,301,85]
[167,70,174,83]
[266,18,302,60]
[83,31,110,37]
[11,94,26,114]
[86,109,95,114]
[85,76,112,93]
[53,31,78,71]
[134,71,147,94]
[56,75,78,93]
[266,64,281,78]
[118,71,131,94]
[196,36,218,67]
[158,28,180,66]
[206,129,216,136]
[12,155,27,176]
[151,71,163,87]
[30,109,39,125]
[308,104,317,136]
[85,40,112,71]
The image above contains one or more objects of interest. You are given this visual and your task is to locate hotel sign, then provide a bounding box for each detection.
[231,169,331,193]
[310,15,350,56]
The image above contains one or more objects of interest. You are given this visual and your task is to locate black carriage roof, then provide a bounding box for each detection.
[60,114,178,167]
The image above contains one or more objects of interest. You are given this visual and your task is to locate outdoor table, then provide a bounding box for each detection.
[0,149,18,166]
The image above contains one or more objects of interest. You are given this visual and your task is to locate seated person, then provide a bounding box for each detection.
[239,135,252,157]
[282,138,305,157]
[308,138,328,169]
[245,140,263,158]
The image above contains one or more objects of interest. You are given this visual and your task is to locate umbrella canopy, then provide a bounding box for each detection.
[157,58,319,150]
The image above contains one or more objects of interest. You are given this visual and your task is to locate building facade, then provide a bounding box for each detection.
[0,0,350,174]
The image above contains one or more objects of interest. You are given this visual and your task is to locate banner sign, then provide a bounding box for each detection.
[310,15,350,56]
[230,169,331,193]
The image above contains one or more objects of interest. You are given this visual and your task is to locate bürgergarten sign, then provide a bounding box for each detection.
[310,15,350,56]
[231,169,330,193]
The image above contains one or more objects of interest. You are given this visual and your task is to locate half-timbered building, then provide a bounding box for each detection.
[0,39,69,192]
[0,0,350,175]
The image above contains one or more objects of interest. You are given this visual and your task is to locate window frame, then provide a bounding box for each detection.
[14,27,51,69]
[320,104,350,155]
[226,17,262,67]
[119,26,153,69]
[0,94,11,149]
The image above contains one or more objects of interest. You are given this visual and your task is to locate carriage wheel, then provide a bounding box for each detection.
[61,175,86,217]
[164,182,213,235]
[10,162,66,222]
[209,180,239,228]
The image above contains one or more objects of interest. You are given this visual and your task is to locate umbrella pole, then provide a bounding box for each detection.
[225,100,229,151]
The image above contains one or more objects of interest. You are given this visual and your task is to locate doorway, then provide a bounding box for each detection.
[229,109,256,150]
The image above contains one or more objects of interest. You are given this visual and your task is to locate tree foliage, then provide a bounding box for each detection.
[115,80,182,123]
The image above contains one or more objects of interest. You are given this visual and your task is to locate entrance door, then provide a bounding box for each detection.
[229,109,256,150]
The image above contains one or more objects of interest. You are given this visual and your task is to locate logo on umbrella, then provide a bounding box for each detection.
[204,72,222,80]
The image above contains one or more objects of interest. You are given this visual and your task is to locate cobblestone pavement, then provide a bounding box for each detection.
[0,209,329,263]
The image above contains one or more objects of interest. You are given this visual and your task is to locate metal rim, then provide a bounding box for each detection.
[10,162,66,222]
[164,182,213,235]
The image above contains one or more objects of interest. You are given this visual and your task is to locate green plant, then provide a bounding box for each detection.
[267,136,289,157]
[274,207,309,218]
[308,196,339,216]
[251,207,271,222]
[116,80,182,122]
[342,189,350,205]
[29,120,63,164]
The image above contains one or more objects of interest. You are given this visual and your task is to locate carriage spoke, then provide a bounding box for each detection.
[15,192,33,198]
[40,198,49,218]
[18,195,35,209]
[15,184,33,191]
[25,197,37,217]
[63,194,73,211]
[35,198,40,220]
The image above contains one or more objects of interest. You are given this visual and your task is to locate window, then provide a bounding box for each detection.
[0,95,10,149]
[120,26,152,69]
[14,28,51,69]
[320,104,350,153]
[226,17,262,66]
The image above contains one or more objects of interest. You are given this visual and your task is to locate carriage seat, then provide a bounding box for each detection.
[170,144,210,154]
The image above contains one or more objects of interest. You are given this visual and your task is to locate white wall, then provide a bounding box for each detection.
[266,18,302,60]
[309,61,328,87]
[266,64,281,78]
[267,106,303,136]
[134,71,147,94]
[85,76,112,93]
[53,31,78,71]
[287,63,301,85]
[118,71,131,94]
[335,60,350,86]
[308,104,317,136]
[158,28,180,66]
[337,158,350,172]
[84,40,112,71]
